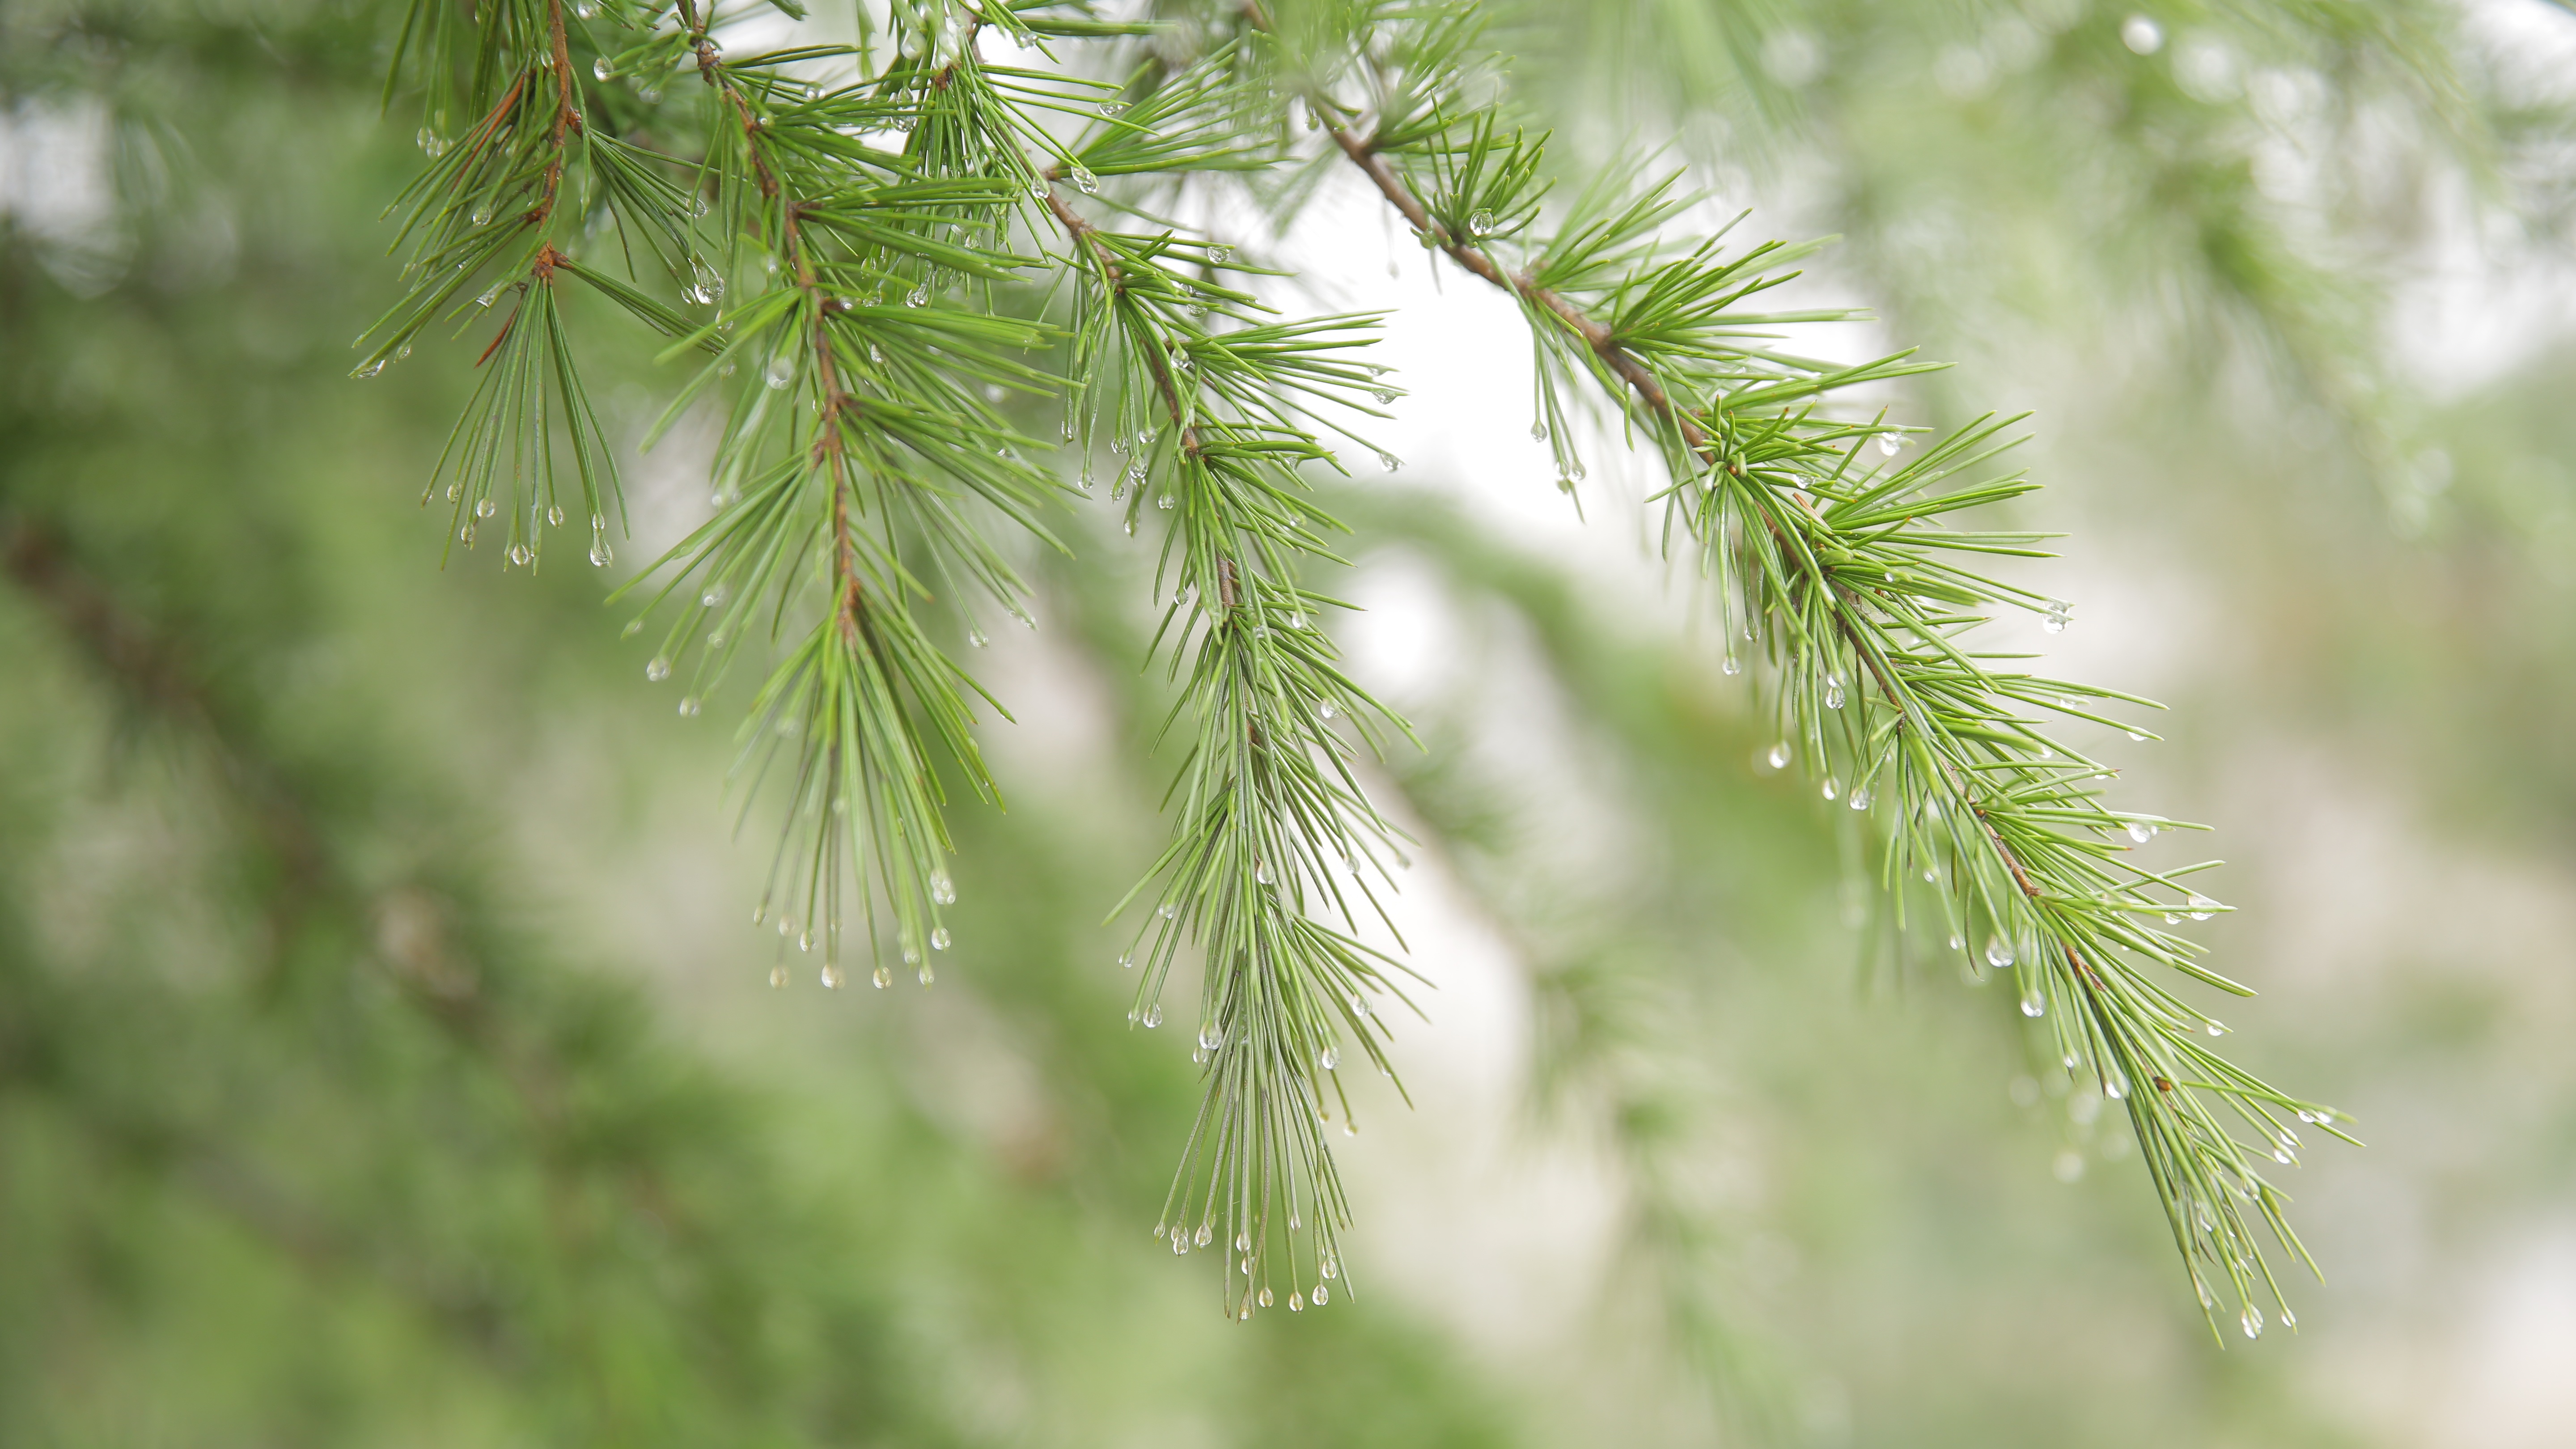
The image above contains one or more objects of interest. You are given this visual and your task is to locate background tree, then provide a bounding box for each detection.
[6,0,2575,1446]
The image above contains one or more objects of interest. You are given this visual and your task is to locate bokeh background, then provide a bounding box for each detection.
[6,1,2576,1445]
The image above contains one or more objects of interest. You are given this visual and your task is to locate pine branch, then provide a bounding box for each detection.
[1265,10,2349,1340]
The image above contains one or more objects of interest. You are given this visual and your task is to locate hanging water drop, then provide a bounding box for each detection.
[1098,100,1129,117]
[678,695,701,718]
[1530,420,1548,442]
[873,965,892,988]
[931,871,956,905]
[769,966,788,988]
[590,538,614,568]
[509,543,530,567]
[1824,676,1845,708]
[1849,786,1870,809]
[593,56,614,81]
[1318,702,1337,720]
[458,521,476,545]
[1467,208,1495,236]
[1143,1004,1163,1028]
[1377,451,1402,473]
[820,964,842,988]
[1766,742,1792,770]
[930,928,951,950]
[1254,860,1273,886]
[1371,389,1395,406]
[2186,893,2216,920]
[1320,1256,1338,1280]
[1949,933,1966,952]
[547,504,565,527]
[1072,166,1098,195]
[765,355,793,389]
[1312,1285,1329,1305]
[1876,433,1902,457]
[1192,1224,1212,1248]
[2021,988,2046,1018]
[1289,1293,1303,1312]
[646,657,672,682]
[416,127,447,157]
[905,283,929,307]
[1258,1288,1273,1307]
[1320,1045,1339,1071]
[1821,778,1839,801]
[1157,902,1178,920]
[2126,820,2156,843]
[1985,936,2017,969]
[2241,1305,2263,1339]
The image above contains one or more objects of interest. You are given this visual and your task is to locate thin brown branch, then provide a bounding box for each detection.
[1040,181,1204,459]
[1322,122,2080,955]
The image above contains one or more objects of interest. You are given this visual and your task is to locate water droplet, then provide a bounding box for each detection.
[1210,245,1233,264]
[639,85,661,103]
[1377,452,1402,473]
[509,543,530,567]
[547,504,565,526]
[353,360,385,380]
[1824,676,1845,708]
[1157,902,1178,920]
[1143,1004,1163,1028]
[2042,613,2068,634]
[1289,1293,1304,1311]
[768,966,788,988]
[646,657,672,682]
[1820,778,1839,801]
[416,127,447,157]
[2126,821,2156,844]
[905,283,929,308]
[2186,894,2216,920]
[1467,208,1495,236]
[458,521,476,545]
[1530,420,1548,441]
[1232,1230,1250,1254]
[593,56,614,80]
[678,695,701,717]
[1312,1284,1329,1305]
[2123,15,2165,55]
[1123,519,1135,536]
[1767,742,1792,770]
[2021,989,2045,1017]
[1318,702,1337,720]
[1192,1224,1212,1247]
[930,871,956,905]
[1876,433,1902,457]
[1321,1046,1339,1070]
[2105,1076,2127,1100]
[930,928,951,950]
[1072,166,1098,195]
[917,962,934,986]
[873,965,892,988]
[1258,1288,1273,1307]
[1948,933,1966,951]
[1320,1255,1337,1280]
[590,539,614,567]
[1722,655,1741,676]
[765,355,793,389]
[2127,729,2148,741]
[796,929,811,951]
[1157,493,1175,510]
[2241,1304,2263,1339]
[1985,936,2017,969]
